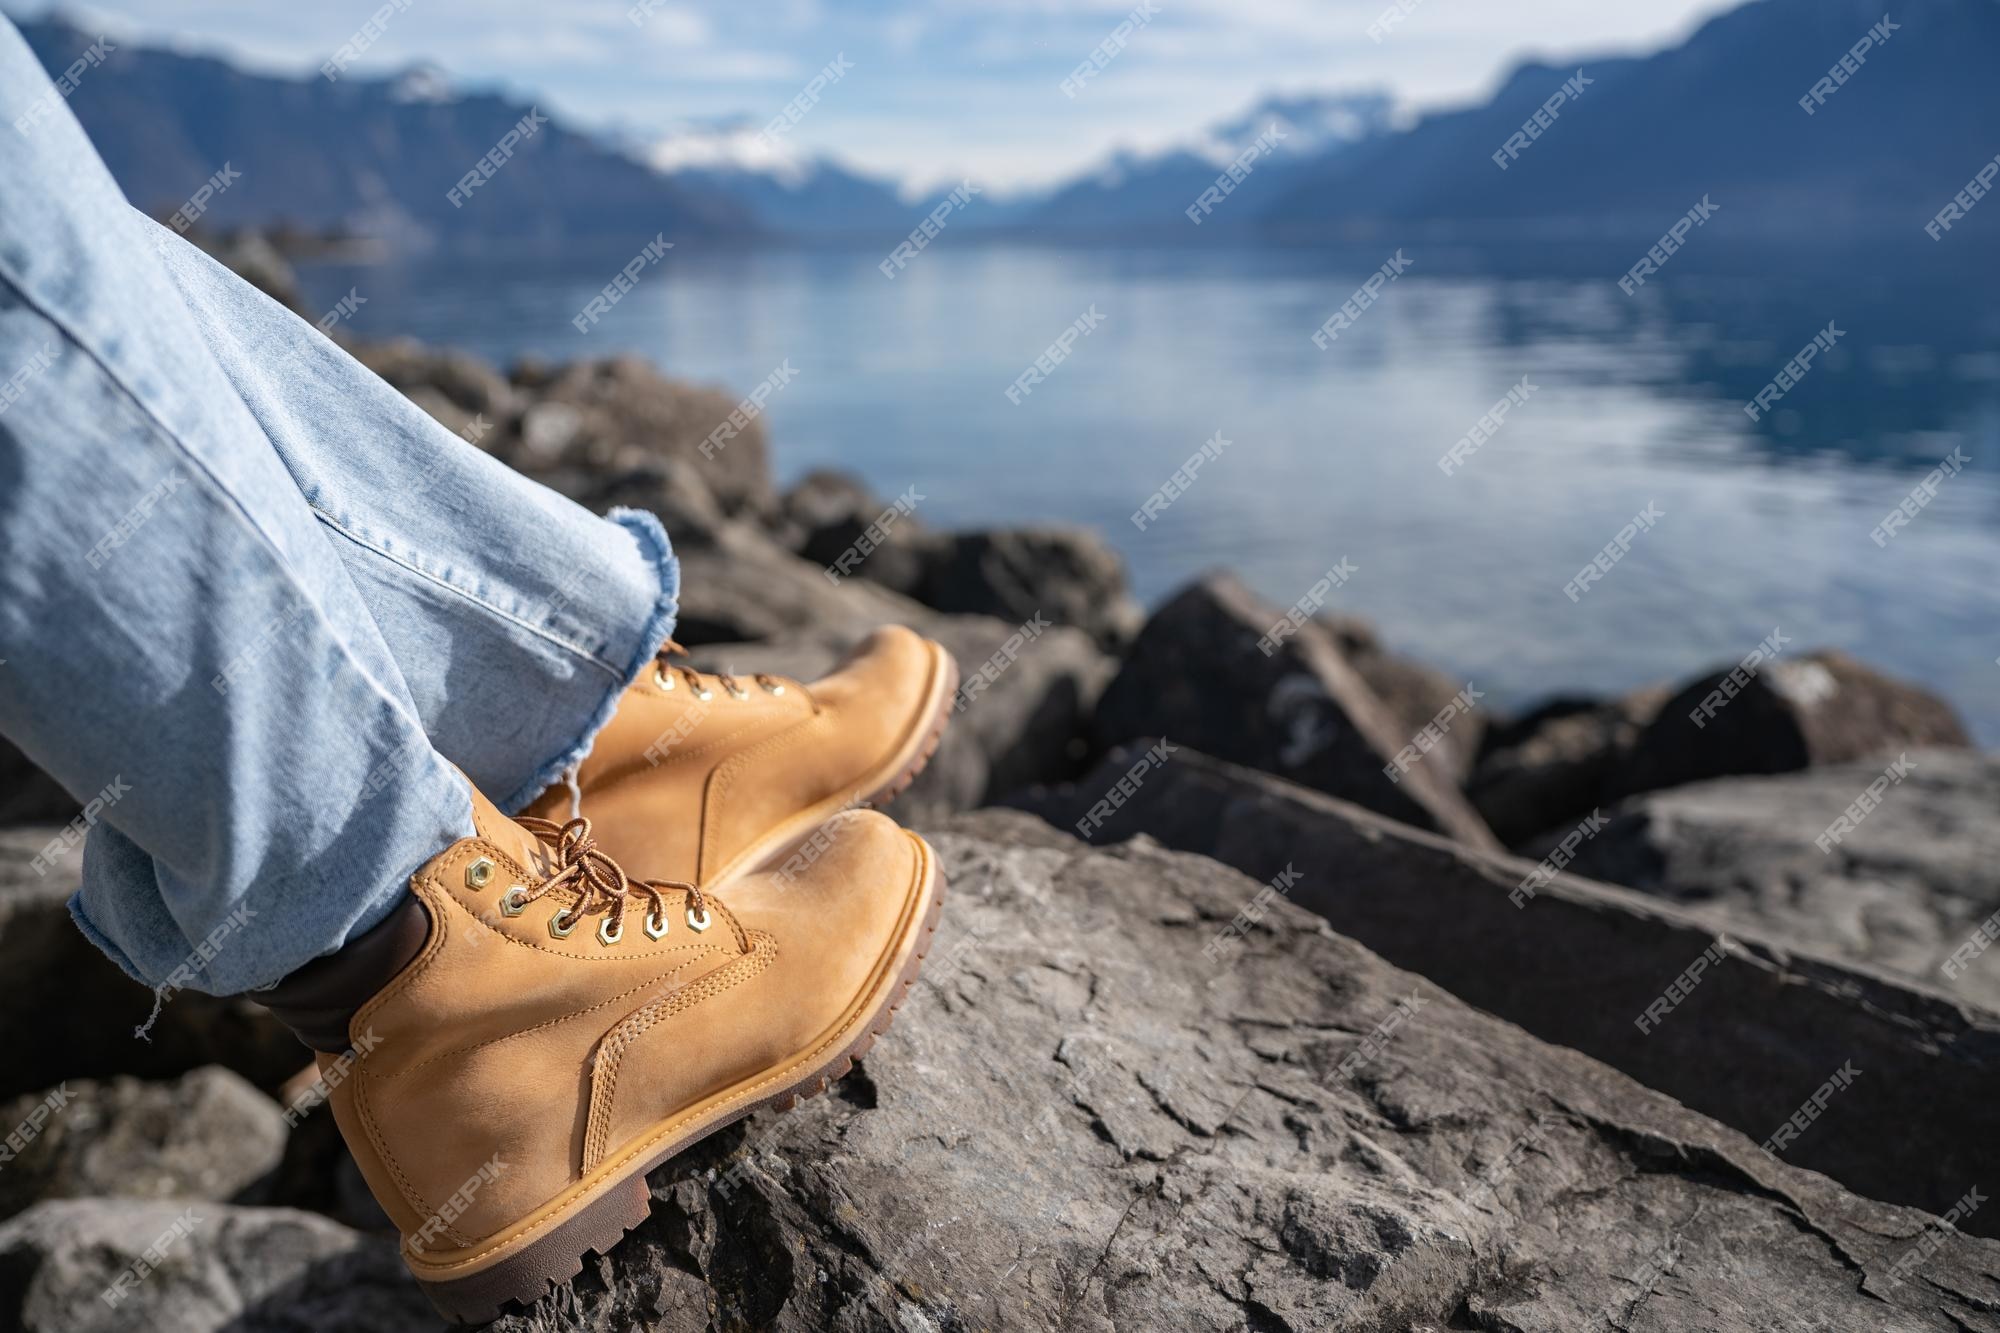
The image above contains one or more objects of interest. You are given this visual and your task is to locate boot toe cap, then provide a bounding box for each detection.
[734,808,935,1011]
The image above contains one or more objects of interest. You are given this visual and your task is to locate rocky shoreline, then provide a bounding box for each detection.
[0,263,1994,1329]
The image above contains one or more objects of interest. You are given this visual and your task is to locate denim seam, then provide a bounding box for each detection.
[497,507,679,813]
[306,500,630,679]
[1,262,467,992]
[294,470,624,660]
[0,261,312,582]
[0,262,446,752]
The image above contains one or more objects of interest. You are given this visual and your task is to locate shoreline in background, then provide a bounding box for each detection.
[285,238,2000,746]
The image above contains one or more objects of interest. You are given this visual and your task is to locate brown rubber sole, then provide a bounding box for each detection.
[412,838,945,1325]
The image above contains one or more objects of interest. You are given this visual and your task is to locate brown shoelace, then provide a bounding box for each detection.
[654,638,787,698]
[513,814,709,937]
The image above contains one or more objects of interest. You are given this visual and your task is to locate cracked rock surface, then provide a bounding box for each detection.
[479,811,2000,1332]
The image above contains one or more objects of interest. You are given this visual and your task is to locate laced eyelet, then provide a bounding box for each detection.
[761,679,786,697]
[644,910,670,940]
[598,916,624,946]
[692,686,714,702]
[499,886,530,917]
[548,910,580,939]
[724,682,748,700]
[686,905,712,932]
[655,665,676,691]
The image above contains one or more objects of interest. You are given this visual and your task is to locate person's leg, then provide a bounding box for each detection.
[147,229,678,812]
[144,235,970,898]
[145,233,970,892]
[0,26,953,1318]
[0,16,472,997]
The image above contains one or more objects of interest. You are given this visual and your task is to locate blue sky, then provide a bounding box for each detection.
[34,0,1740,192]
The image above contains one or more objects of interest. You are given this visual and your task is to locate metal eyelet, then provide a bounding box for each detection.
[499,886,530,917]
[548,910,580,939]
[655,665,676,691]
[724,682,749,700]
[686,905,712,932]
[644,910,670,940]
[598,916,624,946]
[692,686,714,702]
[761,680,786,697]
[464,857,495,889]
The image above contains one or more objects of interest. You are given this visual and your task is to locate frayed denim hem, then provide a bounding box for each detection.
[66,893,149,987]
[497,507,680,814]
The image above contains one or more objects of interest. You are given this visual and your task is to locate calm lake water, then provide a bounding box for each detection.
[298,239,2000,743]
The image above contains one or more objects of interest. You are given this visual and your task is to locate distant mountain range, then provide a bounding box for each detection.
[613,116,921,234]
[15,16,752,249]
[1022,93,1394,233]
[21,0,2000,246]
[613,93,1396,237]
[1268,0,2000,235]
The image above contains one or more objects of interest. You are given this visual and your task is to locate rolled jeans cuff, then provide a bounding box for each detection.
[498,506,680,813]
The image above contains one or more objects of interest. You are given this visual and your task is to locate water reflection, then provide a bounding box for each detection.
[298,238,2000,740]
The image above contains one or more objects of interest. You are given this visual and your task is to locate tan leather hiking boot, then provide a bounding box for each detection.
[525,624,958,886]
[260,783,941,1323]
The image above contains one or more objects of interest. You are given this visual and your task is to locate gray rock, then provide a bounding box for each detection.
[1621,648,1970,797]
[1469,686,1668,845]
[0,737,74,826]
[1005,746,2000,1233]
[796,506,936,603]
[1313,611,1381,658]
[471,811,2000,1331]
[350,343,775,524]
[796,508,1142,653]
[352,338,516,422]
[670,520,945,646]
[1310,612,1490,788]
[518,400,586,460]
[0,1068,288,1220]
[264,1098,390,1233]
[929,616,1115,812]
[573,457,732,547]
[506,355,774,518]
[773,468,886,552]
[1554,749,2000,1010]
[690,614,1113,824]
[1094,574,1499,849]
[1344,638,1489,788]
[0,827,306,1100]
[0,1198,432,1332]
[903,527,1143,653]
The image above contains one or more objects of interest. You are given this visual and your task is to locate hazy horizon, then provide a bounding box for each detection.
[14,0,1744,193]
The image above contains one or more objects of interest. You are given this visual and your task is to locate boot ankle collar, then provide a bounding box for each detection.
[257,896,430,1053]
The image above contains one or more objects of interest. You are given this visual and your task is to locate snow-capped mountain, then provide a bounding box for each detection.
[618,94,1397,238]
[29,1,1988,247]
[1267,0,2000,234]
[622,117,921,234]
[384,62,456,104]
[626,116,811,184]
[1206,92,1397,161]
[1023,91,1395,232]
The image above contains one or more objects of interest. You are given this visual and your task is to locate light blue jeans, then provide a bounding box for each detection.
[0,18,678,997]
